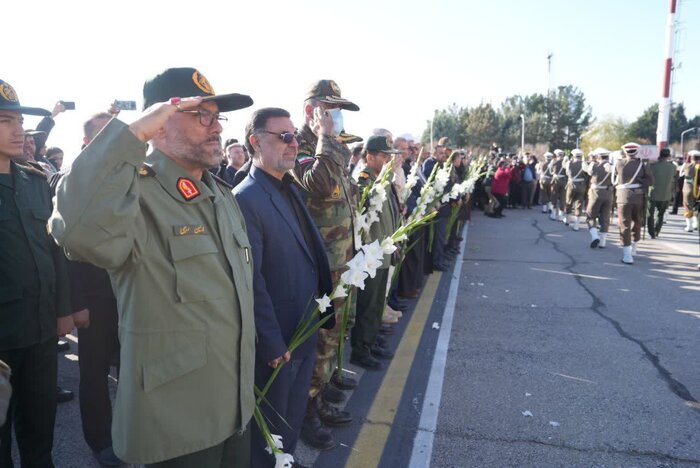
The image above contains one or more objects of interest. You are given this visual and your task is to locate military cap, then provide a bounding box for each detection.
[622,142,640,157]
[571,148,584,158]
[544,152,554,159]
[365,135,401,154]
[592,147,611,157]
[553,149,565,157]
[143,67,253,112]
[24,129,46,137]
[0,79,50,116]
[689,149,700,160]
[305,80,359,111]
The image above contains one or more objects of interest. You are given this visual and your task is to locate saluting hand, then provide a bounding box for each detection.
[128,96,203,143]
[310,106,335,137]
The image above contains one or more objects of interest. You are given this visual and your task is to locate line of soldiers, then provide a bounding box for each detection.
[537,143,699,265]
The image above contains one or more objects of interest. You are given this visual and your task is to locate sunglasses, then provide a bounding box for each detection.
[257,130,302,144]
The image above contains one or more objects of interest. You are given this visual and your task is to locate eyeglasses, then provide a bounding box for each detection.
[177,109,228,127]
[257,130,302,144]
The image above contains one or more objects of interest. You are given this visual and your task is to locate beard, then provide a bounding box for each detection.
[169,133,222,170]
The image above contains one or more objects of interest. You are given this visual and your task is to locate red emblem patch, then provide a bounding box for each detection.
[177,178,200,201]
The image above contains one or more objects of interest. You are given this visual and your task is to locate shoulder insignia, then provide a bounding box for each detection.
[331,184,341,199]
[177,177,201,201]
[138,164,155,177]
[15,161,47,179]
[359,171,369,179]
[297,154,315,165]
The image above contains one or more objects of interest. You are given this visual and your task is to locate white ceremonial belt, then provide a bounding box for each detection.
[594,185,610,190]
[571,178,585,182]
[555,175,566,178]
[618,183,641,189]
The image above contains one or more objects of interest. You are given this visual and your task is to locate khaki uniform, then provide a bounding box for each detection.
[293,124,357,398]
[682,162,698,219]
[614,158,653,246]
[537,160,552,206]
[49,120,255,464]
[549,158,567,214]
[565,159,587,216]
[585,161,613,232]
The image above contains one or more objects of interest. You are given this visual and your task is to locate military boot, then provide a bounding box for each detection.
[331,370,357,390]
[622,245,634,264]
[322,385,346,404]
[572,217,580,231]
[631,241,638,256]
[316,395,353,427]
[598,233,607,248]
[300,397,335,450]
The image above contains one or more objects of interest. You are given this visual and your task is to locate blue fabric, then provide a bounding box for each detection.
[523,166,533,182]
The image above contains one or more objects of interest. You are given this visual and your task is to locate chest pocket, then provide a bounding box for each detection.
[169,235,224,303]
[231,228,253,291]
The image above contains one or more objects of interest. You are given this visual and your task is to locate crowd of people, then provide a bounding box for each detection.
[0,70,473,468]
[471,144,700,266]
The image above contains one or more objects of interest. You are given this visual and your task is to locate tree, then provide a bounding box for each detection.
[627,102,694,144]
[420,104,468,147]
[465,103,499,150]
[547,85,592,149]
[580,116,629,155]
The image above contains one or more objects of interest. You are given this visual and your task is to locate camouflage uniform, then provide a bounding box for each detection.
[293,124,357,398]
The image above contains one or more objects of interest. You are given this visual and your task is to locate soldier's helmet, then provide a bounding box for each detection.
[621,142,640,157]
[592,147,610,158]
[553,149,565,157]
[571,149,584,158]
[544,152,554,160]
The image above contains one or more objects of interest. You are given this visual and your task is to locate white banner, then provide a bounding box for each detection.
[638,145,659,161]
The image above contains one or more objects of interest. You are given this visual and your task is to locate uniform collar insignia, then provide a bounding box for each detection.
[177,177,201,201]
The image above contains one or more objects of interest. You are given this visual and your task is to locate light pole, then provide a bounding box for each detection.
[680,127,698,156]
[520,114,525,157]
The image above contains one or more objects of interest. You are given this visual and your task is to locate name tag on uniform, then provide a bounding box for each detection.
[173,224,206,236]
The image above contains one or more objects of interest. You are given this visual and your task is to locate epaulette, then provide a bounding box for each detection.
[16,161,47,179]
[210,172,232,189]
[359,171,370,180]
[138,164,155,177]
[338,132,363,144]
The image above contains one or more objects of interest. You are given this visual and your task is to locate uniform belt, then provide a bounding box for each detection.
[594,184,610,190]
[542,176,552,180]
[571,178,585,182]
[618,183,641,189]
[555,175,566,178]
[684,180,694,185]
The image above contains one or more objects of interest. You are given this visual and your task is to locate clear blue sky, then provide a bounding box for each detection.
[5,0,699,163]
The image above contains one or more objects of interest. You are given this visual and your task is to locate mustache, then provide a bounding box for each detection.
[205,136,222,145]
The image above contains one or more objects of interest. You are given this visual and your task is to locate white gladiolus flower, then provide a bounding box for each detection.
[265,434,284,454]
[393,233,408,243]
[361,240,384,278]
[341,252,369,289]
[331,284,348,299]
[315,295,332,313]
[274,452,294,468]
[380,237,397,255]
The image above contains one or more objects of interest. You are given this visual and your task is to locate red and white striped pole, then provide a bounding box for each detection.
[656,0,677,149]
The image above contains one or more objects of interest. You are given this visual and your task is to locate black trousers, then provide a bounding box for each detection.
[494,194,508,216]
[0,339,57,468]
[431,213,449,266]
[352,268,390,357]
[251,354,315,467]
[78,297,120,452]
[398,228,426,294]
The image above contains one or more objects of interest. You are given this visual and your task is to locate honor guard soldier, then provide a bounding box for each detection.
[681,150,700,232]
[538,152,554,213]
[613,142,654,264]
[50,68,256,467]
[584,148,613,248]
[549,149,567,221]
[565,148,587,230]
[647,148,677,238]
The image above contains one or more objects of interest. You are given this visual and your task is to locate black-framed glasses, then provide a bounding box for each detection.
[257,130,301,144]
[178,109,228,127]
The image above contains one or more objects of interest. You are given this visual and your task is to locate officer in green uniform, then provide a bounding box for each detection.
[350,135,400,370]
[0,79,73,467]
[49,68,255,467]
[293,80,358,449]
[647,148,677,238]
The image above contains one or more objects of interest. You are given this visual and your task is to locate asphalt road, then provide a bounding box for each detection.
[430,208,700,467]
[9,207,700,467]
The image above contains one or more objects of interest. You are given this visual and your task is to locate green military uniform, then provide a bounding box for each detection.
[682,153,700,231]
[647,156,677,237]
[538,155,553,212]
[294,123,358,397]
[0,160,72,467]
[585,154,613,247]
[351,163,398,360]
[49,120,255,465]
[565,156,587,226]
[549,154,567,220]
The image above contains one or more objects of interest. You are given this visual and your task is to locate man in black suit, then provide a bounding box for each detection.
[234,107,335,466]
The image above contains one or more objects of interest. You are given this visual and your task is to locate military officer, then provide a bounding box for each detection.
[549,149,567,221]
[584,148,613,248]
[50,68,256,467]
[0,79,73,467]
[538,152,553,213]
[647,148,677,238]
[292,80,358,450]
[565,148,587,230]
[613,142,654,264]
[681,150,700,232]
[351,135,400,371]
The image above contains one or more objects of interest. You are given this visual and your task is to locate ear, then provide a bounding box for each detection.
[304,103,314,119]
[82,136,90,146]
[248,134,261,154]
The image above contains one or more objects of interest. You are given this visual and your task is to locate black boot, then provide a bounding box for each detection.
[300,398,335,450]
[322,385,346,404]
[316,396,353,427]
[331,370,357,390]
